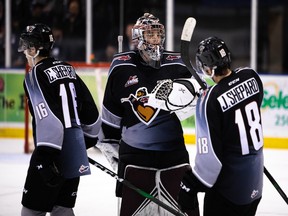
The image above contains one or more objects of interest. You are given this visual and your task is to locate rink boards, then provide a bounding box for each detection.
[0,68,287,149]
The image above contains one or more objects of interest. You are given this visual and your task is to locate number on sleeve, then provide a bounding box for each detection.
[197,137,209,154]
[35,102,48,120]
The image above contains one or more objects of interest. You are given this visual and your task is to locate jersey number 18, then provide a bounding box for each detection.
[235,101,263,155]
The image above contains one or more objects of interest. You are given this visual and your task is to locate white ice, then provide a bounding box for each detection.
[0,138,287,216]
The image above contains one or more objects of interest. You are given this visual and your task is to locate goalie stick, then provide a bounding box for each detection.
[181,17,288,206]
[88,157,186,216]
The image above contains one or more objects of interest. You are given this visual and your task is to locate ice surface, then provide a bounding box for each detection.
[0,138,287,216]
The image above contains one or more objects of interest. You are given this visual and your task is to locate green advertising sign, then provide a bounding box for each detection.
[0,72,26,122]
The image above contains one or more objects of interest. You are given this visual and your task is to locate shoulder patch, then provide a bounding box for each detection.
[162,51,184,65]
[109,51,137,75]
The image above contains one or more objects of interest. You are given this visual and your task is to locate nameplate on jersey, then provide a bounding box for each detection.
[217,77,259,112]
[44,65,76,83]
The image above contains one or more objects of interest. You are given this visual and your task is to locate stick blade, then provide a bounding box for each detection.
[181,17,197,42]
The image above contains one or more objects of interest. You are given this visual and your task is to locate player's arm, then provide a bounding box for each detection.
[77,74,101,149]
[97,108,121,171]
[96,75,123,171]
[147,78,202,120]
[26,69,64,187]
[192,92,223,188]
[148,78,202,111]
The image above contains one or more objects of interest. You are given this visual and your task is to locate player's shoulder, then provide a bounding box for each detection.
[234,67,258,75]
[109,51,137,75]
[234,66,262,81]
[35,58,72,70]
[161,51,184,66]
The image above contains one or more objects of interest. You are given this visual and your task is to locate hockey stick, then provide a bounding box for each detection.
[88,157,186,216]
[118,35,123,53]
[181,17,288,206]
[180,17,206,90]
[264,167,288,205]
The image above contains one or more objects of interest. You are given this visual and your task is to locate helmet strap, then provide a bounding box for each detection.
[24,49,40,66]
[202,65,215,79]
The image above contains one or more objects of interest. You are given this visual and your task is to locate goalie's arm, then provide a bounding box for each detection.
[167,78,201,109]
[148,78,202,112]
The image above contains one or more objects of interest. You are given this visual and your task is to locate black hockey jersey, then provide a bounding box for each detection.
[101,50,192,151]
[193,67,264,204]
[24,57,101,178]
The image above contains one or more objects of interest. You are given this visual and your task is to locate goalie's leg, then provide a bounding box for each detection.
[119,164,192,216]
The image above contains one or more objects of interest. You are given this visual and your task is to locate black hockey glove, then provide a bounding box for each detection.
[84,135,98,149]
[33,146,64,187]
[178,170,207,214]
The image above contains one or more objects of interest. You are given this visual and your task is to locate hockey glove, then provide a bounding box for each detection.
[33,146,64,187]
[96,140,119,171]
[178,170,207,213]
[147,78,201,112]
[84,135,98,149]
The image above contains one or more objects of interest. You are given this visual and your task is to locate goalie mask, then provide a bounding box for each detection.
[18,23,55,57]
[196,36,231,78]
[132,13,165,69]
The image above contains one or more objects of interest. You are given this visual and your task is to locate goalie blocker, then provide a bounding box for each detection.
[147,78,202,120]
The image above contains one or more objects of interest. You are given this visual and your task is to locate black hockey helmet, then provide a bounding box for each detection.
[196,36,231,76]
[18,23,55,56]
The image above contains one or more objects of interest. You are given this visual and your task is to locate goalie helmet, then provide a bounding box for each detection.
[195,36,231,77]
[132,13,165,69]
[18,23,55,57]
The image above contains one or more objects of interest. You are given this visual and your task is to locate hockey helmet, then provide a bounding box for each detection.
[196,36,231,77]
[18,23,55,56]
[132,13,165,69]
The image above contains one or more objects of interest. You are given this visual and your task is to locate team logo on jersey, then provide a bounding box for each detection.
[125,75,138,87]
[166,55,181,61]
[251,190,259,199]
[121,87,160,125]
[115,55,131,61]
[79,165,90,173]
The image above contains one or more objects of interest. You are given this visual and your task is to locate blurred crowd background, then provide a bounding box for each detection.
[0,0,287,74]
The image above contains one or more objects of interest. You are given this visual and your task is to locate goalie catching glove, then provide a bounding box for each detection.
[147,78,202,120]
[96,140,119,171]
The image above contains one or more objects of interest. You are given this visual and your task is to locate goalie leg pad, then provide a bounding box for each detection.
[119,164,191,216]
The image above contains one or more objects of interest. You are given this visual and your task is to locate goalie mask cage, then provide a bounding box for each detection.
[24,62,110,153]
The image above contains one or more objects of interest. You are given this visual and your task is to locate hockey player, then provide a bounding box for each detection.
[96,13,201,215]
[18,23,101,216]
[153,36,264,215]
